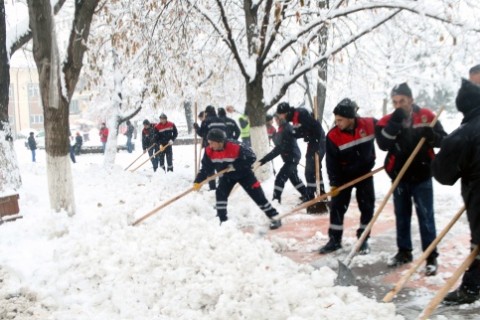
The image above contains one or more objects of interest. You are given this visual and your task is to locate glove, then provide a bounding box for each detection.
[418,127,435,142]
[168,140,173,145]
[193,123,199,130]
[252,161,262,171]
[303,136,310,143]
[227,164,236,172]
[193,183,201,191]
[390,108,407,123]
[329,186,340,197]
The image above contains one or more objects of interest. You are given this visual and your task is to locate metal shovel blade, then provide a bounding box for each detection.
[334,260,356,286]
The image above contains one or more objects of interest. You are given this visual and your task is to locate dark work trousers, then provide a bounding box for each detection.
[148,145,159,172]
[273,162,306,201]
[158,145,173,172]
[393,178,437,256]
[215,171,278,222]
[304,149,326,200]
[327,176,375,242]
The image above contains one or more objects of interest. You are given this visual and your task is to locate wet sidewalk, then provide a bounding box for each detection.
[265,200,480,320]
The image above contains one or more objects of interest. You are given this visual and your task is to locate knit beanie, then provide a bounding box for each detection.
[276,102,291,114]
[391,82,413,98]
[207,129,226,142]
[456,78,480,114]
[333,98,357,118]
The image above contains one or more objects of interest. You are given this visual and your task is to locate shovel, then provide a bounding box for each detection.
[335,107,444,286]
[132,167,232,226]
[124,143,155,171]
[275,167,384,220]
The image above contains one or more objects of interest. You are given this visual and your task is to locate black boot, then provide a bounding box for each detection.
[425,253,438,276]
[269,218,282,230]
[387,249,413,267]
[356,229,371,255]
[443,287,480,305]
[319,229,342,254]
[319,238,342,254]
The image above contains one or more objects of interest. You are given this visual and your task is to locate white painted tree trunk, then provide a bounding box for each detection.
[47,154,75,216]
[0,127,21,194]
[103,117,119,169]
[250,125,271,182]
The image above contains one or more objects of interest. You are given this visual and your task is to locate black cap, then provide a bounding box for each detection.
[276,102,291,114]
[218,108,226,117]
[456,78,480,114]
[143,119,150,125]
[391,82,413,98]
[266,114,273,122]
[159,113,167,119]
[207,129,226,142]
[333,98,357,119]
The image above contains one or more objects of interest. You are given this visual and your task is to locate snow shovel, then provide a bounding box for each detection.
[124,144,155,171]
[383,205,465,302]
[132,167,233,226]
[274,167,384,221]
[418,245,480,320]
[130,143,169,172]
[306,152,329,214]
[335,107,444,286]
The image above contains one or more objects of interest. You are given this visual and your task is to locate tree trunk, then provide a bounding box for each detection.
[245,77,271,180]
[0,2,21,193]
[28,0,99,215]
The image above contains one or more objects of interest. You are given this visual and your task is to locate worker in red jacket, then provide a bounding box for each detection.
[155,113,178,172]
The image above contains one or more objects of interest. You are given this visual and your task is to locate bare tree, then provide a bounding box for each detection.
[27,0,99,215]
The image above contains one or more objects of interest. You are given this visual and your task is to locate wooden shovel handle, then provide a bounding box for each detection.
[383,206,465,302]
[132,167,232,226]
[419,246,480,320]
[276,166,384,220]
[124,143,155,171]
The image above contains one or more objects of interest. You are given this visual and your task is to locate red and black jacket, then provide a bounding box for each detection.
[375,105,446,182]
[194,140,256,183]
[155,121,178,145]
[326,117,376,186]
[142,124,157,150]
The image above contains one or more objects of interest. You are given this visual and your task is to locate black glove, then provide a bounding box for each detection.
[193,123,199,130]
[303,136,310,143]
[259,158,267,166]
[418,126,435,142]
[390,108,407,123]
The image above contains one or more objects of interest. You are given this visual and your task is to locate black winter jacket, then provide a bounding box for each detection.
[375,105,446,183]
[261,121,301,164]
[197,115,227,147]
[286,107,326,158]
[142,124,157,150]
[432,107,480,243]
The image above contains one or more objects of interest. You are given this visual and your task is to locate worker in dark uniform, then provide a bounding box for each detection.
[155,113,178,172]
[319,98,376,255]
[276,102,328,213]
[193,129,282,230]
[142,119,159,172]
[257,114,307,204]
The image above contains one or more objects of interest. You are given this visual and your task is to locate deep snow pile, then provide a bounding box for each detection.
[0,142,402,319]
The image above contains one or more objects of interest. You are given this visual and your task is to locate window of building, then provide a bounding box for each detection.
[27,83,40,97]
[30,114,44,124]
[70,99,80,114]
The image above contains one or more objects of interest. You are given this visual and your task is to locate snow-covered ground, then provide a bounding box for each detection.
[0,113,476,320]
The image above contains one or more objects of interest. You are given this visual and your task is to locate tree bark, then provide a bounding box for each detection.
[0,1,21,193]
[27,0,99,215]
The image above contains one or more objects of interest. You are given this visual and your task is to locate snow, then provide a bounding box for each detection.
[1,139,404,319]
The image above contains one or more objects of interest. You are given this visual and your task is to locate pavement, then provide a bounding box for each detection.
[264,197,480,320]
